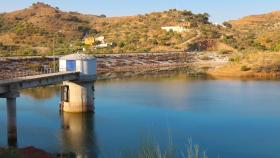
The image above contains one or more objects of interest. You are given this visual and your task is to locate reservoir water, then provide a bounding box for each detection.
[1,74,280,158]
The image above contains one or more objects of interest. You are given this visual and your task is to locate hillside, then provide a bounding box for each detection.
[90,10,231,53]
[228,11,280,51]
[207,11,280,77]
[0,2,98,56]
[0,2,232,56]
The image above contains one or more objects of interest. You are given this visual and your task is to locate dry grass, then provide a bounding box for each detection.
[208,51,280,78]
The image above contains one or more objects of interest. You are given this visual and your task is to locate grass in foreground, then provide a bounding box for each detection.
[121,137,208,158]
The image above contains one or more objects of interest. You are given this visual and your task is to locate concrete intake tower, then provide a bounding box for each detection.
[59,52,97,113]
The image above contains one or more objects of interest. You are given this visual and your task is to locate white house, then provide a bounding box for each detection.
[59,52,96,76]
[161,26,187,33]
[95,43,111,49]
[95,36,105,43]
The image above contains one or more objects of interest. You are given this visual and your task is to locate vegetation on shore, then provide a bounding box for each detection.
[122,137,208,158]
[208,50,280,78]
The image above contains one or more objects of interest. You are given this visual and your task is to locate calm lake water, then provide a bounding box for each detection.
[1,74,280,158]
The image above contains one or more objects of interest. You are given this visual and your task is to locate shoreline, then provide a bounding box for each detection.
[1,52,280,81]
[207,67,280,80]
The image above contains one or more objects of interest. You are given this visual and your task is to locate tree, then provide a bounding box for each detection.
[195,13,210,24]
[182,10,193,16]
[0,17,3,28]
[203,13,210,23]
[88,29,98,35]
[222,22,232,28]
[77,25,91,35]
[118,41,125,48]
[99,14,106,18]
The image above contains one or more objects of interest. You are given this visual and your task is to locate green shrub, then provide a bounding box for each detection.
[118,41,126,48]
[229,55,241,62]
[272,42,280,51]
[222,22,232,28]
[23,48,37,56]
[240,65,251,71]
[219,49,233,54]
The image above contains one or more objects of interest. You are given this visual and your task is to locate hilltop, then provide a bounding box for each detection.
[0,2,99,56]
[0,2,233,56]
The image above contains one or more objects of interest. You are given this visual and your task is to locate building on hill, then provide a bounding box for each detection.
[182,22,192,28]
[161,26,187,33]
[95,43,112,49]
[84,36,95,45]
[95,36,105,43]
[84,35,110,48]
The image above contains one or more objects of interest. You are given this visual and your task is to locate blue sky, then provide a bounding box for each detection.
[1,0,280,23]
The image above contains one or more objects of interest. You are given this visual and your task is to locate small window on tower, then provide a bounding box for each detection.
[61,85,69,102]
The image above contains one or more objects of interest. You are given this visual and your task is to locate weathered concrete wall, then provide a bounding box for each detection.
[61,81,94,113]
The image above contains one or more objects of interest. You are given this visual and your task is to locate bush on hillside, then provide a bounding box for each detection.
[23,48,38,56]
[271,42,280,51]
[63,15,82,22]
[223,22,232,28]
[240,65,251,71]
[219,49,233,54]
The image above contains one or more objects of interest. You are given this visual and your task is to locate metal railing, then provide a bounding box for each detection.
[0,67,59,81]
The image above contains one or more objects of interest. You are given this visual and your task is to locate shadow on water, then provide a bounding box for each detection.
[2,102,99,158]
[21,86,60,100]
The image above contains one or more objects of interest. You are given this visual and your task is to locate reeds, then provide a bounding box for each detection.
[121,137,208,158]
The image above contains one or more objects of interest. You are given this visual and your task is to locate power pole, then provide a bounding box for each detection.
[53,37,56,72]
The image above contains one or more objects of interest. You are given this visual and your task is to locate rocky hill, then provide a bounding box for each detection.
[0,2,235,56]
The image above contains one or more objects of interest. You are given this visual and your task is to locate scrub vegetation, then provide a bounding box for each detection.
[0,2,231,56]
[1,2,280,76]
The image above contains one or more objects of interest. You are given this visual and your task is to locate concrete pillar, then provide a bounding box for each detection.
[6,98,17,147]
[60,113,98,158]
[60,81,94,113]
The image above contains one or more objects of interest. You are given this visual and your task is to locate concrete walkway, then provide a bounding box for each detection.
[0,72,79,85]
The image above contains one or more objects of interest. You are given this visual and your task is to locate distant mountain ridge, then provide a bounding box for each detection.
[0,2,279,56]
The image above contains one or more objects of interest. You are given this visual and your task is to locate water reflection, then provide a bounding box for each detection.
[4,109,98,157]
[6,98,17,147]
[21,86,60,100]
[60,112,98,158]
[2,82,98,157]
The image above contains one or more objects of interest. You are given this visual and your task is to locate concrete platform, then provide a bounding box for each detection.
[0,72,80,95]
